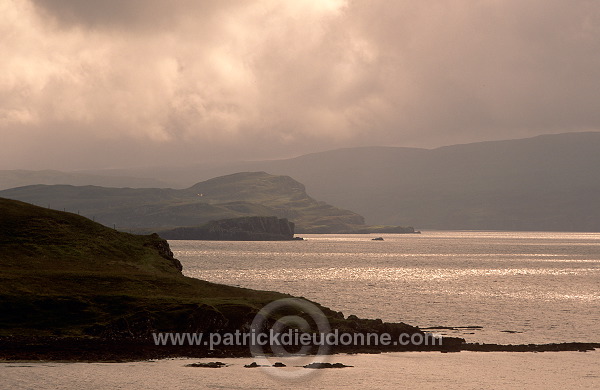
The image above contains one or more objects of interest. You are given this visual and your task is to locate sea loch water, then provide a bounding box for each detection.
[2,231,599,389]
[177,231,600,345]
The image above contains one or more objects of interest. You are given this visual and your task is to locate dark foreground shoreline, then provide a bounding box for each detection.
[2,199,598,364]
[1,337,598,362]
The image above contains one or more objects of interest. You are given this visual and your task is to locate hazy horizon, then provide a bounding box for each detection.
[2,0,600,170]
[0,131,597,174]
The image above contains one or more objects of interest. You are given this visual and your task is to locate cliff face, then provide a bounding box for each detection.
[144,233,183,271]
[158,216,295,241]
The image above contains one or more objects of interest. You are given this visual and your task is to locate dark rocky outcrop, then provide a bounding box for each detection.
[244,362,268,368]
[186,361,227,368]
[462,342,600,352]
[158,216,296,241]
[144,233,183,271]
[304,362,353,369]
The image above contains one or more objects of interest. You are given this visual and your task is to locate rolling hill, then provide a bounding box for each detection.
[0,172,367,233]
[251,132,600,231]
[160,132,600,231]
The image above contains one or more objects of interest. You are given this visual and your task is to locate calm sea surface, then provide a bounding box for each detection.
[2,231,600,389]
[176,231,600,344]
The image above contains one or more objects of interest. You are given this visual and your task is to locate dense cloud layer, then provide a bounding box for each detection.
[2,0,599,169]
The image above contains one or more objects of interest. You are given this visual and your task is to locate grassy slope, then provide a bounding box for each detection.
[0,197,291,337]
[0,172,365,233]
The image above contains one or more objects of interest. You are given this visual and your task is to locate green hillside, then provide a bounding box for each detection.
[0,197,289,337]
[0,172,366,233]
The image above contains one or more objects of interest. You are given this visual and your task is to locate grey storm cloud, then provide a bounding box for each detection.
[1,0,600,169]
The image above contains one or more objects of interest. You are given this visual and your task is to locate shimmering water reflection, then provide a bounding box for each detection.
[172,231,600,344]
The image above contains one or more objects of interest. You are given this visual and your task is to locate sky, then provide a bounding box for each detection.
[1,0,600,170]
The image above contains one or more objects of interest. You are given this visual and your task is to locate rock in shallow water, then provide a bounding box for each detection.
[303,362,353,369]
[186,361,227,368]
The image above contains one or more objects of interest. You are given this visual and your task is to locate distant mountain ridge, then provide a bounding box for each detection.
[117,132,600,231]
[4,132,600,231]
[241,132,600,231]
[0,172,367,233]
[0,169,167,190]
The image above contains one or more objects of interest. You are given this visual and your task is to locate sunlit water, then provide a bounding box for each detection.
[3,231,600,389]
[175,231,600,344]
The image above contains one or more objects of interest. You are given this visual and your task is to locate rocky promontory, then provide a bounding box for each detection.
[158,216,295,240]
[0,198,465,361]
